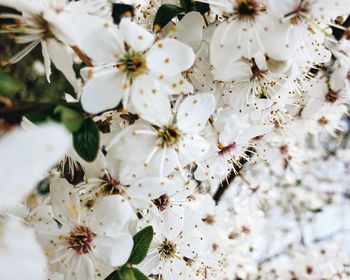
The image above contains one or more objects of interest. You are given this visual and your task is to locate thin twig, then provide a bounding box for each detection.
[71,45,93,67]
[213,149,254,204]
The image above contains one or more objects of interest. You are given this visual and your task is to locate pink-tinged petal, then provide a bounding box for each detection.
[81,68,126,114]
[147,39,195,77]
[50,178,81,225]
[177,94,216,134]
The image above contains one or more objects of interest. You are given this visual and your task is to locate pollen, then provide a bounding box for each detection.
[67,226,96,255]
[117,51,147,79]
[158,239,177,259]
[157,125,181,148]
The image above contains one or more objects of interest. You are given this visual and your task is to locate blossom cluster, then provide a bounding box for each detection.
[0,0,350,279]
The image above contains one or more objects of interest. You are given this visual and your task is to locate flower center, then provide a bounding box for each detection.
[118,51,147,79]
[235,0,266,21]
[152,194,170,211]
[31,13,53,39]
[2,12,53,42]
[158,239,177,259]
[99,174,124,196]
[218,142,236,156]
[157,125,181,148]
[68,226,96,255]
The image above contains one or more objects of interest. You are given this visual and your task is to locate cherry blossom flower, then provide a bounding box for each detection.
[80,18,195,114]
[109,93,216,177]
[31,178,134,280]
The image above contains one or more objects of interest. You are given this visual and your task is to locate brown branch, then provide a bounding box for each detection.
[213,149,254,204]
[70,46,93,67]
[0,102,50,124]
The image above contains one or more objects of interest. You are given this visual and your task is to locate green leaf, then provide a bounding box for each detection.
[73,118,100,162]
[194,1,210,14]
[131,268,149,280]
[104,267,136,280]
[25,105,56,123]
[153,4,185,31]
[180,0,192,11]
[128,226,154,265]
[0,69,23,96]
[54,105,84,132]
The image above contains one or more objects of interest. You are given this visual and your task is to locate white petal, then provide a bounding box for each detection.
[90,195,134,235]
[131,74,172,126]
[119,18,155,52]
[73,15,124,63]
[147,39,195,77]
[253,51,268,71]
[210,21,241,68]
[0,219,47,280]
[218,115,240,145]
[0,0,39,14]
[212,60,252,82]
[81,68,126,114]
[177,93,216,134]
[0,124,70,208]
[158,74,194,95]
[64,254,94,280]
[46,39,78,92]
[174,11,205,50]
[92,234,133,267]
[42,9,77,45]
[41,40,52,82]
[330,66,347,92]
[146,148,178,177]
[179,134,210,164]
[50,178,81,224]
[127,177,177,210]
[109,125,157,162]
[118,160,148,185]
[237,125,273,145]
